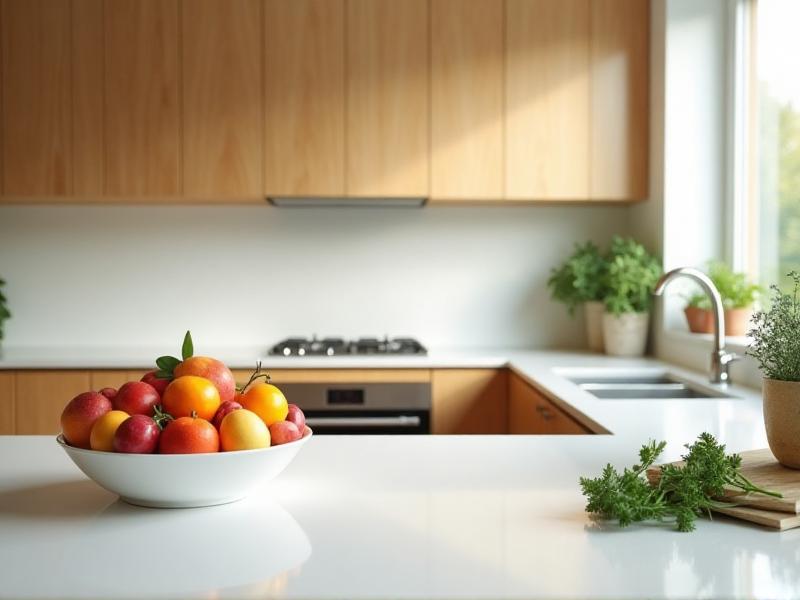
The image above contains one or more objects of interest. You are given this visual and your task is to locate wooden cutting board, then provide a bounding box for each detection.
[646,448,800,531]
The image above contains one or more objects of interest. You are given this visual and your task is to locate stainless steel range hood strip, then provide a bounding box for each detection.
[267,196,427,208]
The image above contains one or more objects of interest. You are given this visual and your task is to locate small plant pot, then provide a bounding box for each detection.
[762,378,800,469]
[724,308,752,337]
[684,306,714,334]
[602,311,650,357]
[584,301,605,352]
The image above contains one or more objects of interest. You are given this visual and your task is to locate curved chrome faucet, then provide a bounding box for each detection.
[653,267,739,385]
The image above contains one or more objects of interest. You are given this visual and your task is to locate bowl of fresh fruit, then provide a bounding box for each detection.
[57,332,312,508]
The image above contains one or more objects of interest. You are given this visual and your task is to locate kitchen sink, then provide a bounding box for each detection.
[560,369,738,400]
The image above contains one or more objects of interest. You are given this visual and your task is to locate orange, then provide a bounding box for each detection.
[219,409,270,451]
[174,356,236,403]
[161,375,221,421]
[89,410,130,452]
[158,416,219,454]
[241,382,288,426]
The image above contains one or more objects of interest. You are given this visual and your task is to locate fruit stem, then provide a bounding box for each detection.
[238,361,273,394]
[153,405,174,430]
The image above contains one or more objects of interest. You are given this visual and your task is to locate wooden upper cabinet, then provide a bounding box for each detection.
[2,0,73,195]
[346,0,429,197]
[505,0,590,200]
[590,0,650,200]
[104,0,181,196]
[431,0,503,200]
[183,0,263,197]
[264,0,345,197]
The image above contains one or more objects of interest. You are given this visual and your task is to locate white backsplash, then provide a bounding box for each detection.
[0,204,630,350]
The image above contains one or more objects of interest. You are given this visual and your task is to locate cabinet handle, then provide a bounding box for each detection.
[536,404,554,420]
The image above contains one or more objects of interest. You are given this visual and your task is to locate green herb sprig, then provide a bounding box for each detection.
[747,272,800,381]
[579,432,781,532]
[602,237,662,316]
[0,278,10,341]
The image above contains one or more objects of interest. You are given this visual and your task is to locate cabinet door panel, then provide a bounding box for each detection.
[505,0,589,199]
[590,0,649,200]
[0,373,14,434]
[72,0,105,195]
[432,369,507,434]
[105,0,180,195]
[265,0,345,196]
[346,0,429,196]
[431,0,503,199]
[183,0,263,196]
[509,373,590,434]
[2,0,72,195]
[16,371,91,435]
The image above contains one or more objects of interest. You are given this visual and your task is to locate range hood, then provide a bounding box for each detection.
[267,196,427,208]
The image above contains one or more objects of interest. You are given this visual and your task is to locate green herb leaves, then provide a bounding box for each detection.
[579,433,781,532]
[0,278,10,341]
[747,272,800,381]
[154,331,194,379]
[547,237,661,317]
[686,261,762,310]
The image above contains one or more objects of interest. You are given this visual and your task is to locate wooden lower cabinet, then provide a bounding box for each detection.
[15,371,91,435]
[2,367,591,435]
[509,372,590,434]
[431,369,508,434]
[0,373,14,434]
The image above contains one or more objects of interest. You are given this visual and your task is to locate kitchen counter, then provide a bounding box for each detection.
[0,351,794,600]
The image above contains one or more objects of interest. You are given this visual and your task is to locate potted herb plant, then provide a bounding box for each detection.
[748,272,800,469]
[0,278,9,345]
[547,242,608,352]
[602,237,662,357]
[684,261,761,336]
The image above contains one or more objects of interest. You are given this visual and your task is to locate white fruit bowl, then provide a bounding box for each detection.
[56,426,312,508]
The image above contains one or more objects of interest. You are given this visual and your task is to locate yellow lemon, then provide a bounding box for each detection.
[219,409,271,451]
[90,410,130,452]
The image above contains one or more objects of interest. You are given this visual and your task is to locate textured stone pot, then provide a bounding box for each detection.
[762,378,800,469]
[602,311,650,357]
[584,301,605,352]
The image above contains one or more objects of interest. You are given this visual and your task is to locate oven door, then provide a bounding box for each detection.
[303,410,429,434]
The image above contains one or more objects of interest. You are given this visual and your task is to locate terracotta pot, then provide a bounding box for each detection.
[584,301,605,353]
[762,378,800,469]
[684,306,713,334]
[724,307,752,337]
[602,311,650,357]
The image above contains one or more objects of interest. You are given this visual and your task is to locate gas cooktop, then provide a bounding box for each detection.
[270,336,427,357]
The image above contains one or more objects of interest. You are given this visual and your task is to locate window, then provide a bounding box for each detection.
[740,0,800,290]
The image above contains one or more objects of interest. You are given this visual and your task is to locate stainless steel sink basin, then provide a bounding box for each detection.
[561,369,738,400]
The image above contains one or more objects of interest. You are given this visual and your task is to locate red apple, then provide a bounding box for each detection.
[286,404,306,433]
[99,387,118,400]
[212,400,243,430]
[140,370,171,397]
[113,415,160,453]
[61,392,113,449]
[113,381,160,416]
[269,420,301,445]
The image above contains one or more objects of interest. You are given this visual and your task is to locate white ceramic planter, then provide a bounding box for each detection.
[602,311,650,357]
[584,301,605,352]
[762,378,800,469]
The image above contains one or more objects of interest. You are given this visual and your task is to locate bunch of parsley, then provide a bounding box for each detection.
[579,432,782,532]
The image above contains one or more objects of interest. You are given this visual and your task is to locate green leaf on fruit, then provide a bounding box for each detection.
[181,330,194,360]
[155,355,181,373]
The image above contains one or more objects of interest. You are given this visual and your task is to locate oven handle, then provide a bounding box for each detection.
[305,415,422,428]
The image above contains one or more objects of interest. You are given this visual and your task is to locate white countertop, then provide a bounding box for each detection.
[1,352,795,600]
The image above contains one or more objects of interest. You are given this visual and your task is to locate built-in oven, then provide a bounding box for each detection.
[279,382,430,434]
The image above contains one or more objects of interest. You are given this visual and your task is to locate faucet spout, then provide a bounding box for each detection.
[653,267,737,385]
